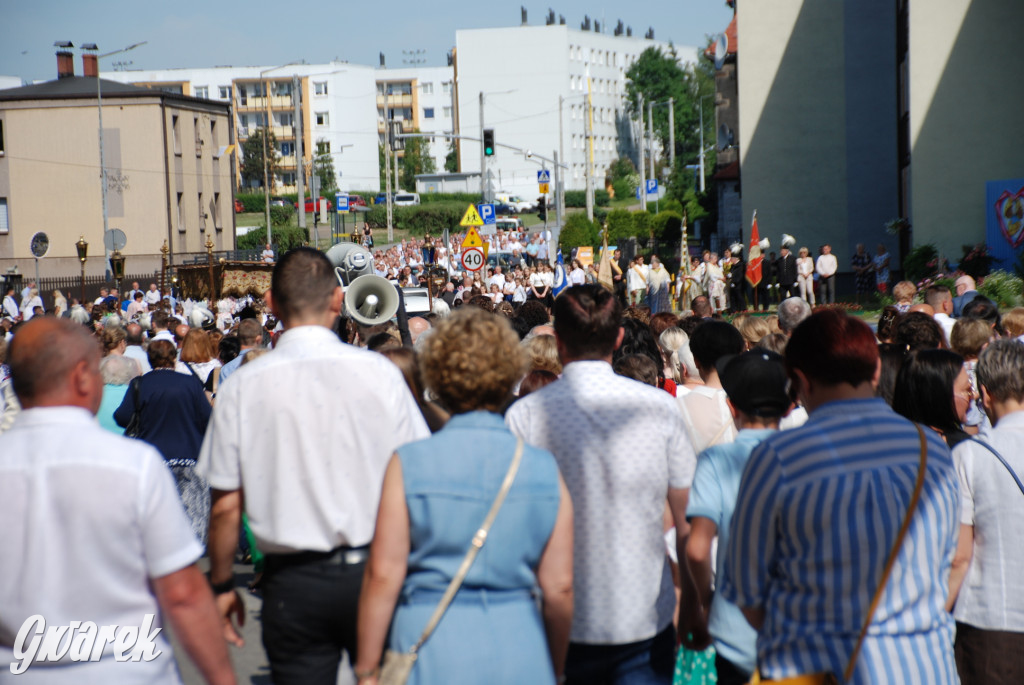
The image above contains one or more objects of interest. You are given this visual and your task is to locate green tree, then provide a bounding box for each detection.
[559,213,599,250]
[444,140,458,173]
[632,210,653,241]
[608,156,636,182]
[314,139,337,192]
[400,132,437,190]
[606,208,635,242]
[240,128,281,189]
[625,46,716,199]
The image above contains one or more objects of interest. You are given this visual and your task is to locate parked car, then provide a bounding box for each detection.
[374,193,393,205]
[493,202,515,216]
[234,198,244,213]
[349,194,368,208]
[496,194,536,213]
[270,197,289,207]
[295,197,333,212]
[394,193,421,207]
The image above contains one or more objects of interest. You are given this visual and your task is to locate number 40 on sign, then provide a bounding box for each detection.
[461,247,485,272]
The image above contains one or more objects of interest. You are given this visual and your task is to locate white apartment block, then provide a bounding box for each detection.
[375,66,456,182]
[454,24,691,198]
[101,63,383,193]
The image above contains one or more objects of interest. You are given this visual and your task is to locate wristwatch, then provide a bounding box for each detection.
[207,574,236,595]
[354,666,380,682]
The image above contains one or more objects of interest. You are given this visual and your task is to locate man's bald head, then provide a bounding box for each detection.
[407,317,431,344]
[9,317,103,411]
[174,324,190,346]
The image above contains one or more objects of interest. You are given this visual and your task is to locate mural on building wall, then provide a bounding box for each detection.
[986,178,1024,268]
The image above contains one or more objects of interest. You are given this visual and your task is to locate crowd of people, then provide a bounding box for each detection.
[2,245,1024,685]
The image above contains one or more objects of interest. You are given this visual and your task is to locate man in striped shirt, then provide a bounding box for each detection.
[720,310,960,683]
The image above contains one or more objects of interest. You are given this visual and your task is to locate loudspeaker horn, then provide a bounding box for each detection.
[325,242,374,287]
[344,275,399,326]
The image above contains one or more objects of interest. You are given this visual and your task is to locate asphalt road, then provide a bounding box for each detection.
[169,561,356,685]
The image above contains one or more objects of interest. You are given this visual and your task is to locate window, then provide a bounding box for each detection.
[194,86,209,99]
[314,81,328,95]
[172,115,181,155]
[316,112,328,126]
[280,141,294,156]
[219,85,231,99]
[316,140,330,156]
[442,82,452,95]
[213,192,222,230]
[423,107,434,119]
[377,82,386,95]
[0,198,8,234]
[210,120,219,157]
[198,192,206,232]
[0,119,4,156]
[177,192,185,231]
[421,82,433,95]
[442,106,452,119]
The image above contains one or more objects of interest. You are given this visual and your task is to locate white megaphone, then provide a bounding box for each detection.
[325,242,375,287]
[344,275,400,326]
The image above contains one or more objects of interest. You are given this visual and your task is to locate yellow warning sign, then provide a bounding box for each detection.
[539,183,550,194]
[459,204,485,227]
[461,226,484,248]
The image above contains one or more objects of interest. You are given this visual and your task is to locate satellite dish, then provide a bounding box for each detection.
[714,33,728,70]
[718,123,735,150]
[29,232,50,259]
[104,228,127,251]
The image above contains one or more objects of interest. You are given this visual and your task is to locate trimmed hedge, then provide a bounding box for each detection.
[564,190,611,208]
[237,225,308,250]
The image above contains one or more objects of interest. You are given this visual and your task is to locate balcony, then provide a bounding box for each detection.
[376,93,414,108]
[237,95,294,110]
[278,155,297,168]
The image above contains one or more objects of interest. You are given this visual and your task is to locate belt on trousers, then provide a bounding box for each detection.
[264,544,370,569]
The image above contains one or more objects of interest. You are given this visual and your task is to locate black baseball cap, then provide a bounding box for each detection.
[716,350,790,417]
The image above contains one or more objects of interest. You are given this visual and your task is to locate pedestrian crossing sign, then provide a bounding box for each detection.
[459,204,485,227]
[462,226,484,248]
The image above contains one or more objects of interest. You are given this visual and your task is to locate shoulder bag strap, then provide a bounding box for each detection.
[184,362,203,384]
[967,436,1024,496]
[843,423,929,682]
[409,438,525,655]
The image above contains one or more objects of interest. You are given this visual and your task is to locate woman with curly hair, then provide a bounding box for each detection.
[356,308,573,685]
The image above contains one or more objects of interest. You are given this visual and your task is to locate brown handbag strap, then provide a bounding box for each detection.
[842,423,929,682]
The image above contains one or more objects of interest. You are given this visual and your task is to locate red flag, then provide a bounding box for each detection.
[746,211,763,288]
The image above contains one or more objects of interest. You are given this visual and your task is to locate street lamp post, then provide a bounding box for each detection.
[75,235,88,304]
[478,89,515,203]
[81,41,146,280]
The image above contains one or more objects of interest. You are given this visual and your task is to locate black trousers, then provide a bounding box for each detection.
[715,653,753,685]
[261,548,367,685]
[955,620,1024,685]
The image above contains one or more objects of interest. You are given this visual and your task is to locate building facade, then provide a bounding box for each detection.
[735,0,1024,272]
[0,53,233,277]
[375,65,455,185]
[454,22,690,199]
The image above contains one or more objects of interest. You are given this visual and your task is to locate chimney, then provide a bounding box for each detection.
[56,50,74,79]
[82,54,98,78]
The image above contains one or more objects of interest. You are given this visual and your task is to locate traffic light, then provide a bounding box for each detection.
[537,196,546,220]
[483,129,495,157]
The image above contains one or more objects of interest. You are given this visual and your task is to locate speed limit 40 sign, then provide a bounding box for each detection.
[461,247,485,272]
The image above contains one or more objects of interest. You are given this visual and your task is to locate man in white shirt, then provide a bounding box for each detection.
[145,283,162,307]
[815,244,838,304]
[2,285,19,321]
[489,265,507,289]
[507,284,694,684]
[199,247,429,683]
[926,285,956,345]
[0,317,234,684]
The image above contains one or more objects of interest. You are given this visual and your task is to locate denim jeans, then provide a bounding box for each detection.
[565,625,676,685]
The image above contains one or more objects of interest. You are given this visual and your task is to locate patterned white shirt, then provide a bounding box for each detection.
[506,360,695,644]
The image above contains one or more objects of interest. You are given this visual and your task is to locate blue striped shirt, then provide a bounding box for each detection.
[719,398,960,684]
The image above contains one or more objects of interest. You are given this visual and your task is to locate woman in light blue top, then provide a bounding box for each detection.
[356,308,574,685]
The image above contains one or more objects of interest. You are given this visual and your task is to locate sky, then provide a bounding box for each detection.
[1,0,734,83]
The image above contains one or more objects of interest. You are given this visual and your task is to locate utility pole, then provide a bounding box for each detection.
[294,74,306,233]
[698,98,706,193]
[384,116,393,243]
[668,97,675,170]
[558,95,565,219]
[478,92,486,203]
[553,150,562,230]
[638,93,647,212]
[647,99,655,179]
[584,81,594,222]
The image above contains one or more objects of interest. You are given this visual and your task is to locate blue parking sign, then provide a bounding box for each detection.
[646,179,658,194]
[477,203,496,225]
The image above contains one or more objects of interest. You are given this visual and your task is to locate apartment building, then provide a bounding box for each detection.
[375,65,455,179]
[103,63,381,193]
[454,21,690,198]
[0,52,233,275]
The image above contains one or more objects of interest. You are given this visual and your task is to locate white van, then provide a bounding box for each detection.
[394,193,421,206]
